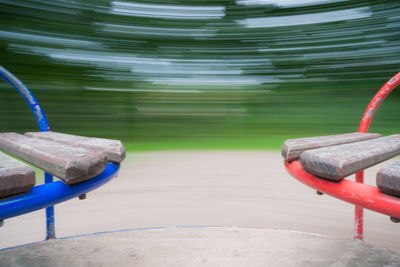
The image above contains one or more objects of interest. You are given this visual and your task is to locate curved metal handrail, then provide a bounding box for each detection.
[0,65,56,238]
[354,71,400,239]
[0,65,120,240]
[0,66,49,132]
[284,72,400,241]
[359,72,400,133]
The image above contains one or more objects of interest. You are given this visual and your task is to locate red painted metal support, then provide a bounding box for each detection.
[284,72,400,241]
[354,207,364,239]
[354,171,364,240]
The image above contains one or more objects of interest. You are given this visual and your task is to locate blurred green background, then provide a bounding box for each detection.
[1,0,399,151]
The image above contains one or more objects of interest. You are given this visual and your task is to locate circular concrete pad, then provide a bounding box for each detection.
[1,227,399,267]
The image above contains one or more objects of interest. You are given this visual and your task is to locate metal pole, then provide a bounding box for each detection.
[354,171,364,240]
[45,173,55,240]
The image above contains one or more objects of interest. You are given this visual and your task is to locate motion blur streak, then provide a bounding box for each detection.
[110,1,225,19]
[236,0,350,8]
[1,0,400,147]
[237,7,371,27]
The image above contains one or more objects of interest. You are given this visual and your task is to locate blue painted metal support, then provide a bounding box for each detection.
[45,173,55,240]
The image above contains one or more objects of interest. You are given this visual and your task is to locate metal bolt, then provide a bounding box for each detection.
[390,217,400,223]
[79,194,86,200]
[316,191,323,195]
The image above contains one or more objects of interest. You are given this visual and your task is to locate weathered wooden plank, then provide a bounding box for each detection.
[25,131,125,163]
[0,151,35,198]
[0,133,107,185]
[377,162,400,197]
[300,135,400,181]
[282,132,381,162]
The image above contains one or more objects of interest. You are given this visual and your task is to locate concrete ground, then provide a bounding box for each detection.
[1,227,400,267]
[1,151,400,258]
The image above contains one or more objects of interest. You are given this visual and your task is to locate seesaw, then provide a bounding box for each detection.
[0,65,125,239]
[283,71,400,240]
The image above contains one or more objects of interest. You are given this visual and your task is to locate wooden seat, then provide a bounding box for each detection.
[281,132,381,162]
[377,162,400,198]
[300,135,400,181]
[0,151,35,198]
[0,133,108,185]
[25,132,126,163]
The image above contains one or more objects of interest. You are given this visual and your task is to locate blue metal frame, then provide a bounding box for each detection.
[0,65,120,241]
[0,163,119,220]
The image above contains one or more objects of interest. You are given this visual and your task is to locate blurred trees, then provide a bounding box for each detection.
[1,0,399,147]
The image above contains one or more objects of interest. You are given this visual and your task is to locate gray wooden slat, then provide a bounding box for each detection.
[282,132,381,162]
[25,131,125,163]
[0,133,107,185]
[300,135,400,181]
[377,162,400,197]
[0,151,35,198]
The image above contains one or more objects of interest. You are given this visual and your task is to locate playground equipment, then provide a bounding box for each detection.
[0,67,400,264]
[283,72,400,240]
[0,66,124,239]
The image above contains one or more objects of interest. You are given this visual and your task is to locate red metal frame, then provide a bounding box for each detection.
[284,72,400,241]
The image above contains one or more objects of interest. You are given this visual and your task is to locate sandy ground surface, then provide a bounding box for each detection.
[1,151,400,254]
